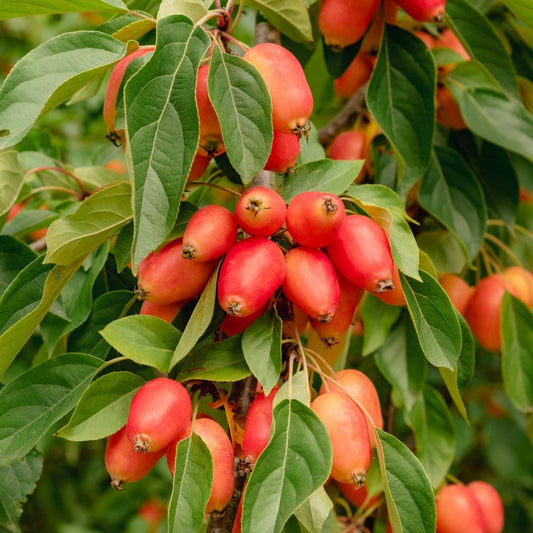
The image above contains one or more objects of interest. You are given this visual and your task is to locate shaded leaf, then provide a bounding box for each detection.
[0,236,36,298]
[0,151,24,219]
[0,0,127,19]
[503,0,533,28]
[361,294,402,356]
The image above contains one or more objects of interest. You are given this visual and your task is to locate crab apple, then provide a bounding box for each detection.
[282,247,340,324]
[182,204,237,261]
[242,43,313,135]
[414,30,436,49]
[502,266,533,307]
[187,152,211,182]
[310,270,363,347]
[394,0,446,22]
[311,391,372,484]
[465,273,525,352]
[327,214,395,294]
[264,130,300,173]
[219,303,269,338]
[319,368,382,445]
[436,483,486,533]
[318,0,381,50]
[103,45,155,144]
[337,481,381,509]
[467,481,504,533]
[167,418,235,513]
[333,55,372,100]
[242,387,279,462]
[233,186,287,238]
[436,28,470,62]
[138,499,167,533]
[196,64,224,157]
[438,273,473,316]
[329,130,366,161]
[105,426,165,490]
[139,299,186,323]
[437,85,467,130]
[217,237,286,317]
[126,377,192,453]
[360,0,399,53]
[286,191,346,248]
[136,237,218,304]
[232,491,244,533]
[375,264,406,307]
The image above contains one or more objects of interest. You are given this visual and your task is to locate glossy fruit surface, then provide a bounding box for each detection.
[436,28,470,62]
[137,238,218,304]
[264,130,300,173]
[311,391,372,484]
[437,85,467,130]
[326,215,394,293]
[219,303,269,338]
[502,266,533,307]
[242,387,278,462]
[187,152,211,182]
[217,237,286,317]
[282,247,340,324]
[105,426,165,490]
[196,64,224,157]
[375,264,406,306]
[126,377,192,453]
[435,483,486,533]
[468,480,504,533]
[139,299,185,323]
[394,0,446,22]
[182,204,237,261]
[286,191,345,248]
[233,186,286,237]
[337,481,381,509]
[242,43,313,135]
[439,273,472,316]
[334,56,372,100]
[319,0,381,50]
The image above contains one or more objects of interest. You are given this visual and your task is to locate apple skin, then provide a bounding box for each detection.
[468,481,504,533]
[435,483,486,533]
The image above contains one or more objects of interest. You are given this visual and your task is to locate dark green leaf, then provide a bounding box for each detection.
[242,309,282,396]
[100,315,182,373]
[0,353,102,466]
[367,24,436,193]
[0,151,24,220]
[0,236,36,298]
[209,46,273,183]
[0,31,127,149]
[501,293,533,412]
[0,452,43,533]
[125,15,210,269]
[401,270,462,370]
[416,230,467,274]
[242,399,332,533]
[361,294,402,356]
[322,38,362,78]
[168,433,213,533]
[56,371,144,441]
[0,0,127,19]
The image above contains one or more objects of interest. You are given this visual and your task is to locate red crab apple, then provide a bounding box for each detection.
[394,0,446,22]
[436,483,485,533]
[468,480,504,533]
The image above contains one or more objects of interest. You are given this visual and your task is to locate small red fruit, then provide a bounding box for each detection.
[282,247,340,324]
[219,303,269,338]
[126,377,192,453]
[394,0,446,22]
[414,30,437,50]
[138,499,167,533]
[436,483,486,533]
[139,299,186,323]
[136,237,218,304]
[337,481,381,509]
[311,391,372,484]
[286,191,346,248]
[436,85,467,130]
[182,204,237,261]
[217,237,286,317]
[187,152,211,182]
[326,215,395,293]
[502,266,533,307]
[375,264,406,307]
[333,56,373,100]
[467,480,504,533]
[233,186,287,237]
[242,43,313,135]
[436,28,470,62]
[105,426,165,490]
[264,130,300,173]
[196,64,224,157]
[438,273,473,316]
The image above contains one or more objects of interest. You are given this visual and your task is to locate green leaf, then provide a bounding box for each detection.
[170,268,218,370]
[0,0,128,19]
[503,0,533,28]
[375,316,427,411]
[280,159,363,202]
[125,15,210,269]
[174,334,250,382]
[44,182,132,266]
[375,429,436,533]
[208,47,273,183]
[0,31,128,149]
[401,270,462,370]
[0,257,85,379]
[242,309,282,396]
[100,315,181,373]
[416,230,467,275]
[68,290,137,358]
[0,151,24,220]
[501,293,533,413]
[361,294,402,356]
[0,452,43,533]
[367,24,436,193]
[0,353,102,466]
[157,0,209,22]
[168,433,213,533]
[418,147,487,263]
[74,165,129,192]
[242,399,332,533]
[56,371,144,442]
[246,0,313,43]
[0,237,36,298]
[405,386,456,489]
[293,487,334,533]
[274,371,309,407]
[445,0,520,97]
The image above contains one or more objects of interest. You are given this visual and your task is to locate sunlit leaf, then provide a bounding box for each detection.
[0,0,127,19]
[0,151,24,219]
